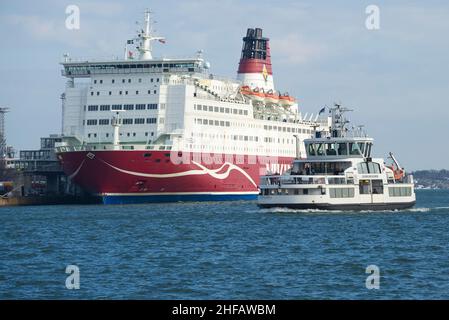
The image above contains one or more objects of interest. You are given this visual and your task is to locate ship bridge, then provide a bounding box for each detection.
[61,58,207,79]
[61,10,208,79]
[304,103,374,160]
[304,137,374,160]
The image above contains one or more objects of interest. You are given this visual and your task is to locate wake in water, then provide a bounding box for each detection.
[256,206,449,214]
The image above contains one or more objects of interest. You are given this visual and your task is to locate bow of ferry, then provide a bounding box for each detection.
[57,148,296,204]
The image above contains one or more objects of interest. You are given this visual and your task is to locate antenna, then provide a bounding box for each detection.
[135,9,166,60]
[328,102,353,137]
[0,107,10,158]
[356,125,365,137]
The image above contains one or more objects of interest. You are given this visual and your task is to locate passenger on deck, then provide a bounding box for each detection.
[305,164,311,175]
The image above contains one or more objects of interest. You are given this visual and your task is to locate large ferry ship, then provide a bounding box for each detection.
[56,11,326,204]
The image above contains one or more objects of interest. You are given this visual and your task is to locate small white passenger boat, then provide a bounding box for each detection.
[258,104,416,210]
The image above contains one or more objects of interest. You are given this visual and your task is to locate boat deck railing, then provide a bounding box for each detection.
[262,175,331,186]
[261,174,413,187]
[55,144,174,153]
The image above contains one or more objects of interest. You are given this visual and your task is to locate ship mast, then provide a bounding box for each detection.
[329,103,353,138]
[137,10,165,60]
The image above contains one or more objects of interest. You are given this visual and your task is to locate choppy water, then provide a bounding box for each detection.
[1,190,449,299]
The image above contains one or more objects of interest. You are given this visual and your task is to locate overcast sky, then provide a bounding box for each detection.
[0,0,448,169]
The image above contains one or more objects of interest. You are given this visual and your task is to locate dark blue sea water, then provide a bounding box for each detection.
[1,190,449,299]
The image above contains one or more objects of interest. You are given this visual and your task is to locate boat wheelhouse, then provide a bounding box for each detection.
[258,104,416,210]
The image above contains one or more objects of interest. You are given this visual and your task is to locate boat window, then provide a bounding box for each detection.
[316,143,325,156]
[307,144,316,156]
[368,162,380,174]
[366,143,372,157]
[329,187,355,198]
[328,177,346,184]
[326,143,337,156]
[389,187,412,197]
[358,143,365,155]
[359,180,371,194]
[357,162,381,174]
[308,161,351,175]
[372,179,384,194]
[349,143,360,155]
[327,161,351,175]
[291,162,301,175]
[337,143,348,156]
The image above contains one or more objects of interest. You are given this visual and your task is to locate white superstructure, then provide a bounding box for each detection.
[258,104,416,210]
[59,11,325,168]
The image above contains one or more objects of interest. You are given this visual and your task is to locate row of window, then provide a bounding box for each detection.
[87,132,155,138]
[194,118,231,127]
[389,187,413,197]
[231,135,259,142]
[308,142,373,157]
[264,137,295,144]
[329,188,355,198]
[291,161,351,176]
[264,125,311,134]
[85,118,158,126]
[183,144,295,155]
[86,104,160,112]
[194,104,249,116]
[90,90,158,96]
[357,162,381,174]
[262,188,312,196]
[93,78,160,85]
[189,134,260,142]
[19,150,52,160]
[262,186,408,198]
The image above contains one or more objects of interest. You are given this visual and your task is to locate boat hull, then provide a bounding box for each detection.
[57,150,293,204]
[102,193,258,204]
[258,201,416,211]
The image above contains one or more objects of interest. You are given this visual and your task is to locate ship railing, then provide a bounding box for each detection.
[261,175,326,186]
[55,144,174,153]
[14,160,62,173]
[261,175,353,186]
[62,67,205,77]
[61,55,202,64]
[198,74,243,84]
[393,174,414,185]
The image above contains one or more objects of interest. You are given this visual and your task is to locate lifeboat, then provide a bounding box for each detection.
[240,86,265,102]
[278,93,296,107]
[264,90,279,105]
[251,88,266,102]
[240,85,253,97]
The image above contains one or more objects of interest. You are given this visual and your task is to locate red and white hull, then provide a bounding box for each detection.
[57,150,293,204]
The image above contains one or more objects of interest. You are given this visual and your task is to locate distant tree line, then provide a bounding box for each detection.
[412,169,449,189]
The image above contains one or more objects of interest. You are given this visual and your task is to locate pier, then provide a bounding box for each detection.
[0,134,100,206]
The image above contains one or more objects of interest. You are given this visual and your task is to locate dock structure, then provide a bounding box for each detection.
[0,134,100,206]
[11,135,84,197]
